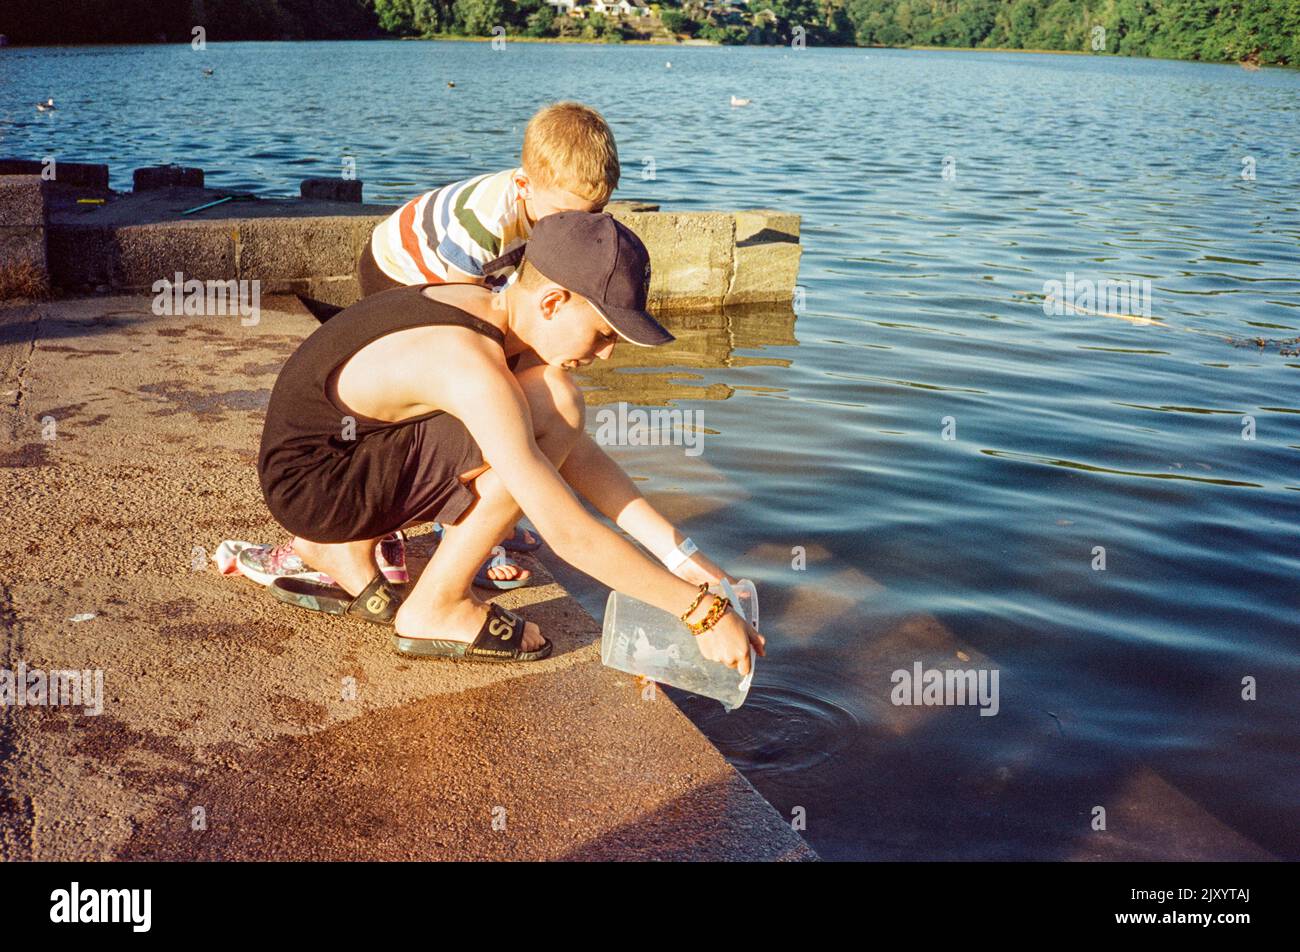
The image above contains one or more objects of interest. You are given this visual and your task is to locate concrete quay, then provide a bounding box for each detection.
[0,292,816,861]
[0,164,801,311]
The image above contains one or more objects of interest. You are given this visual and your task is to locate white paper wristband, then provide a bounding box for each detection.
[663,537,699,572]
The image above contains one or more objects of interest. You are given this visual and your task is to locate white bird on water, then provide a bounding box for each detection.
[730,95,752,107]
[665,61,672,69]
[35,97,55,112]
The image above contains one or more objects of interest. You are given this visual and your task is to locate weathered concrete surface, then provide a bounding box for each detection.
[0,176,51,298]
[41,185,395,307]
[617,209,734,310]
[0,294,816,862]
[728,210,802,307]
[13,178,800,311]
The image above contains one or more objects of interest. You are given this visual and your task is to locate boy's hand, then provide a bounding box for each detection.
[693,608,765,677]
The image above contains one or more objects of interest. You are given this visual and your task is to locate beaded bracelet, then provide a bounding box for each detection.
[686,595,731,636]
[680,582,710,623]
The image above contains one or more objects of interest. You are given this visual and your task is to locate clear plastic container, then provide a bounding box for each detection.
[601,578,759,711]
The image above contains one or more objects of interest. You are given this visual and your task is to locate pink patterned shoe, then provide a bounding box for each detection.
[238,535,408,587]
[237,541,330,587]
[376,531,408,584]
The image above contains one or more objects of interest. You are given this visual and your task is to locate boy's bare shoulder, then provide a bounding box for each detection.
[408,288,517,398]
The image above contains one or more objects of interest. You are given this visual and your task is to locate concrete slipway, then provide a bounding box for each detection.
[0,293,817,861]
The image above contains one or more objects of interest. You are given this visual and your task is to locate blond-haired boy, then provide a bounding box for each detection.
[363,100,620,294]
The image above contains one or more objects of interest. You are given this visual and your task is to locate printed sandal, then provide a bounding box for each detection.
[500,525,543,553]
[429,524,533,590]
[269,572,403,626]
[392,602,552,662]
[473,557,533,590]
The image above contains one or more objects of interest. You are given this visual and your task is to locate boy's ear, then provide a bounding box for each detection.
[538,285,570,319]
[513,170,532,198]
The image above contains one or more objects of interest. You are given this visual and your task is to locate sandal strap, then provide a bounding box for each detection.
[346,573,403,623]
[466,603,528,659]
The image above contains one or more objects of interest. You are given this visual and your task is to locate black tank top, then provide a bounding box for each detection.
[258,284,509,535]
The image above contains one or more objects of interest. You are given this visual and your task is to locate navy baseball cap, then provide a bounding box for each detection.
[483,211,674,347]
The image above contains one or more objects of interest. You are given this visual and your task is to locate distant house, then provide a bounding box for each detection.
[548,0,592,16]
[591,0,650,15]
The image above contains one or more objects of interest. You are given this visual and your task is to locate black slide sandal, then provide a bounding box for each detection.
[392,602,552,662]
[269,572,403,625]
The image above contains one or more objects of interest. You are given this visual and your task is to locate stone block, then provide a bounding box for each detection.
[111,221,236,288]
[237,216,381,281]
[725,209,802,307]
[300,178,363,203]
[47,225,114,288]
[0,159,109,191]
[605,199,660,214]
[0,175,51,298]
[615,210,733,310]
[134,165,204,191]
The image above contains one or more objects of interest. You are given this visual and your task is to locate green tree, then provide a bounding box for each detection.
[453,0,505,34]
[582,10,607,37]
[600,12,627,40]
[661,8,696,34]
[525,2,557,35]
[373,0,452,35]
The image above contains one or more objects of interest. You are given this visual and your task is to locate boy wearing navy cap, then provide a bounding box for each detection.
[257,212,765,668]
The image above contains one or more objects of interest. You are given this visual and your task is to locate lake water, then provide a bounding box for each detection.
[4,41,1298,860]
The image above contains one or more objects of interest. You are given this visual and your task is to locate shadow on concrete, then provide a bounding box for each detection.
[557,776,813,861]
[736,226,800,248]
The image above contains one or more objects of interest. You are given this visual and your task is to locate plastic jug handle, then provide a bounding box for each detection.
[718,577,739,617]
[737,646,757,693]
[718,578,757,688]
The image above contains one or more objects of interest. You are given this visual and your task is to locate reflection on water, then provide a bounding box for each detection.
[7,41,1299,860]
[575,305,796,407]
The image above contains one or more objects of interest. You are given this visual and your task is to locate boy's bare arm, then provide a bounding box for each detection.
[438,351,704,619]
[558,431,688,562]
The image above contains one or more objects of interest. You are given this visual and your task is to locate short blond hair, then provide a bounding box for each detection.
[514,259,548,291]
[521,102,620,205]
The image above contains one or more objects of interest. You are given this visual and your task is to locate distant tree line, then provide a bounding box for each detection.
[2,0,1297,66]
[842,0,1300,64]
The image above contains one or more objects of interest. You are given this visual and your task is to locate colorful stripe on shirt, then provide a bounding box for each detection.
[370,167,531,286]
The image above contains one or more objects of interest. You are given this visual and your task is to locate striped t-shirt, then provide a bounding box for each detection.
[370,167,531,286]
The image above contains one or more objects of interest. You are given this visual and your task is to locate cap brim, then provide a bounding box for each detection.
[480,243,527,280]
[590,302,675,347]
